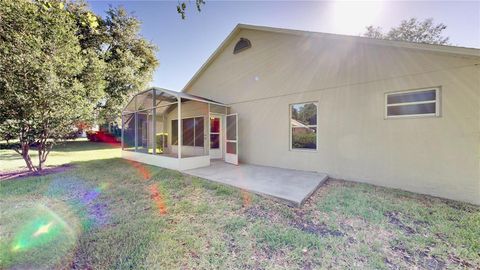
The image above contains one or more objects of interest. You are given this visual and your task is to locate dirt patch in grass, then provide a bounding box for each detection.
[290,219,343,237]
[385,211,416,235]
[389,242,448,270]
[244,204,283,222]
[0,164,74,181]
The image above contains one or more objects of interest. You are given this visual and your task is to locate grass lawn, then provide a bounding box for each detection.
[0,138,121,172]
[1,141,479,269]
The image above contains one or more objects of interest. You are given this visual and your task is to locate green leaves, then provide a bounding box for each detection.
[97,6,158,124]
[0,0,158,170]
[364,18,450,45]
[176,0,205,20]
[0,0,103,169]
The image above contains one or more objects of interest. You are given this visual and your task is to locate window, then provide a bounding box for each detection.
[233,38,251,54]
[385,87,440,118]
[290,102,317,150]
[172,117,204,147]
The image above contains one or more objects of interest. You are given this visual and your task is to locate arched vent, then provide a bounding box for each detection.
[233,38,251,54]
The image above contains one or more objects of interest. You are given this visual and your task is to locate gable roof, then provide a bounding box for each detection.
[182,23,480,92]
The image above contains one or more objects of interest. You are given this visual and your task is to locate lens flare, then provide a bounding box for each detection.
[149,184,167,215]
[33,221,54,237]
[98,182,110,191]
[5,177,112,268]
[45,177,110,229]
[240,189,251,207]
[126,160,151,180]
[10,204,76,253]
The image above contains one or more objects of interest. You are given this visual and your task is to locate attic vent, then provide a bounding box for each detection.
[233,38,251,54]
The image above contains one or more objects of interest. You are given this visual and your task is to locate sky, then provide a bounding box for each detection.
[87,1,480,91]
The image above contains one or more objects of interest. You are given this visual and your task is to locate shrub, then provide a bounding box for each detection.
[292,132,316,149]
[156,133,168,154]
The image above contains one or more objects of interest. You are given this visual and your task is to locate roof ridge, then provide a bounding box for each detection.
[236,23,480,51]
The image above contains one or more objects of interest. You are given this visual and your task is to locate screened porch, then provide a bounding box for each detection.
[121,87,229,170]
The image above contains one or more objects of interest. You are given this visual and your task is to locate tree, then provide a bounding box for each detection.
[98,7,158,124]
[0,0,105,171]
[65,2,158,125]
[177,0,205,19]
[298,104,317,125]
[291,104,317,125]
[0,0,158,171]
[364,18,450,45]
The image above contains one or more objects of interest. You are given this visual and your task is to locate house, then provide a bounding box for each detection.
[122,24,480,205]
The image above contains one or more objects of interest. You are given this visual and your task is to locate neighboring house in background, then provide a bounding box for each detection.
[122,24,480,205]
[291,119,315,134]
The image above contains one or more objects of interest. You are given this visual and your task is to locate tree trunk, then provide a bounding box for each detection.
[38,149,44,171]
[14,127,36,172]
[37,140,51,171]
[18,143,36,172]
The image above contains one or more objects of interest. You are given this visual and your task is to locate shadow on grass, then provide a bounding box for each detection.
[52,140,121,152]
[0,140,120,153]
[0,164,75,181]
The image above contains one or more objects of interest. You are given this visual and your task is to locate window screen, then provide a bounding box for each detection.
[385,88,440,118]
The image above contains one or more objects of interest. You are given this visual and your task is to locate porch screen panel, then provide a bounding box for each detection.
[194,117,204,147]
[226,114,237,154]
[182,118,195,146]
[179,99,207,157]
[226,115,237,141]
[172,117,206,156]
[136,110,154,154]
[122,113,135,151]
[154,105,172,156]
[136,90,155,110]
[172,120,178,145]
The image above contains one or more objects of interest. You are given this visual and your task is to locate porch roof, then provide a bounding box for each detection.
[155,87,226,106]
[123,87,226,113]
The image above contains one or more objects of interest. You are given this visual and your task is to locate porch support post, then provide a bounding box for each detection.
[152,108,156,155]
[152,90,156,155]
[121,114,124,150]
[207,103,210,156]
[177,97,182,159]
[134,112,138,151]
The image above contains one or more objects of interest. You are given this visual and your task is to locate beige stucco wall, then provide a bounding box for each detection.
[185,29,480,204]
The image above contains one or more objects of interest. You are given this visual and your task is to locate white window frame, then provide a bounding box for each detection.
[385,87,441,119]
[289,101,318,152]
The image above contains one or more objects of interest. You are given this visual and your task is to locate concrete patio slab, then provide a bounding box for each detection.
[183,161,328,207]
